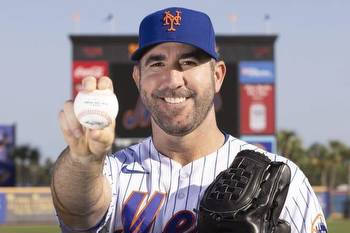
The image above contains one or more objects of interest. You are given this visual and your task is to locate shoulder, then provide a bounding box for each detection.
[226,135,305,185]
[104,137,153,166]
[228,136,317,204]
[225,135,327,232]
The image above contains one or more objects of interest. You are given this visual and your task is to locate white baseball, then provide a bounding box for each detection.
[74,89,119,129]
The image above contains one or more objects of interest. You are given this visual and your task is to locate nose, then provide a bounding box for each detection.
[162,69,185,89]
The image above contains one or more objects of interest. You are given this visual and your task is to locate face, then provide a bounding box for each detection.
[133,42,225,136]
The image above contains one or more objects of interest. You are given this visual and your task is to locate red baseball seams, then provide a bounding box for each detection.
[77,109,112,125]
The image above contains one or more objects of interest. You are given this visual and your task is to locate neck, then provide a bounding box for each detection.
[152,109,225,166]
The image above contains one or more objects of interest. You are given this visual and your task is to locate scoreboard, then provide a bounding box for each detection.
[70,35,277,151]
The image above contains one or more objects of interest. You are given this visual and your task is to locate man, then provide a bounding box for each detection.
[51,7,327,233]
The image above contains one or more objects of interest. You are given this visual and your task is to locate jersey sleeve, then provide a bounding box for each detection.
[279,160,328,233]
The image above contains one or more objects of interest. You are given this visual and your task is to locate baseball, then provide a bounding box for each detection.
[74,89,119,129]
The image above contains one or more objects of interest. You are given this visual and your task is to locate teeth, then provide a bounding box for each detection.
[164,97,186,104]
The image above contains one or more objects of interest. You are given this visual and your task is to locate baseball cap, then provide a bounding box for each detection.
[131,7,218,61]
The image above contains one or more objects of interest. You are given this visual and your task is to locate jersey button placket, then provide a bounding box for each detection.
[177,169,189,199]
[180,170,189,179]
[177,192,186,199]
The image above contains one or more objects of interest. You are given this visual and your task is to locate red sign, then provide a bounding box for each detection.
[81,46,103,58]
[240,84,275,134]
[72,61,109,97]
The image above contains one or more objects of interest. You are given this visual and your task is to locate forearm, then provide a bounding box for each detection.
[51,147,111,229]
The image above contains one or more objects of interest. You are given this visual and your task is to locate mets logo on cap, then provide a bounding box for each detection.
[311,213,328,233]
[163,10,181,31]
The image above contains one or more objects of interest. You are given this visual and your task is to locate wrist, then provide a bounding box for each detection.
[63,147,105,175]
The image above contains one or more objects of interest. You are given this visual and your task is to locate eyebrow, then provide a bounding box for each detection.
[143,49,210,67]
[143,54,166,67]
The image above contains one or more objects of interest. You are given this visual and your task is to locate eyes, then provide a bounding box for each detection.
[180,60,198,67]
[149,62,164,68]
[148,59,199,70]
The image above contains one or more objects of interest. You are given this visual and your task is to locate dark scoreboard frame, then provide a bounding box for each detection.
[70,35,277,146]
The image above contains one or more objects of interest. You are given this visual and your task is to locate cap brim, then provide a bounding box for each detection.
[131,40,218,61]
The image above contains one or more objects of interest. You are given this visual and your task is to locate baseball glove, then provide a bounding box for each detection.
[198,150,291,233]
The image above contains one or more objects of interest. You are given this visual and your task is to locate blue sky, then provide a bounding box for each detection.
[1,0,349,161]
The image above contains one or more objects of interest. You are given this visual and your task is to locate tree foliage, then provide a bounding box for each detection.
[277,130,350,189]
[10,145,54,186]
[6,130,350,188]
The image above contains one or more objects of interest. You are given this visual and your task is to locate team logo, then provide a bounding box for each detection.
[311,213,328,233]
[121,164,149,174]
[163,10,181,31]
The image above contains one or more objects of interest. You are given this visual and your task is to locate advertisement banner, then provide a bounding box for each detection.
[0,125,15,163]
[240,84,275,135]
[0,193,6,223]
[0,187,56,224]
[0,162,15,187]
[313,186,331,218]
[239,61,275,84]
[72,60,109,97]
[0,125,15,186]
[240,135,276,153]
[316,191,330,218]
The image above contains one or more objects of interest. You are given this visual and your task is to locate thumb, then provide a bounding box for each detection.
[86,126,115,158]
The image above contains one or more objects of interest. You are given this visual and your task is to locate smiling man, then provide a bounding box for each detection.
[51,7,327,233]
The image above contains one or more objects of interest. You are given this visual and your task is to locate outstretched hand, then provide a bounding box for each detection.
[58,76,116,163]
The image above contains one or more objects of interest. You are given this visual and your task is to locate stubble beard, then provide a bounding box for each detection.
[140,74,216,137]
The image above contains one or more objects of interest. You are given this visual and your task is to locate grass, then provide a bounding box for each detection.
[0,225,60,233]
[328,219,350,232]
[0,219,349,233]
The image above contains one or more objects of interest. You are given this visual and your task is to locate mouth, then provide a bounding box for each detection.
[153,88,195,105]
[163,97,187,104]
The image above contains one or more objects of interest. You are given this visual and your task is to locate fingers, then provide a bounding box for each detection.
[59,100,85,152]
[59,108,79,147]
[82,76,114,92]
[88,128,115,156]
[59,105,114,158]
[59,76,116,158]
[80,124,114,157]
[82,76,97,92]
[89,120,115,144]
[98,76,114,91]
[63,100,83,138]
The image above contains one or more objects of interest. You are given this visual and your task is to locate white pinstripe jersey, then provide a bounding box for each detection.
[79,135,327,233]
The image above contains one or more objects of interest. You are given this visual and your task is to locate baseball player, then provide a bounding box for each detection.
[51,7,328,233]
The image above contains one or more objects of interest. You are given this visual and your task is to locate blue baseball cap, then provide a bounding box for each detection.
[131,7,218,61]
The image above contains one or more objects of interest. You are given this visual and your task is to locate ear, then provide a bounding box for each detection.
[213,60,226,93]
[132,64,141,91]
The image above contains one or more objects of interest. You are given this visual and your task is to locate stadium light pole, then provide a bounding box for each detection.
[264,14,271,34]
[228,13,238,33]
[72,12,81,34]
[348,161,350,197]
